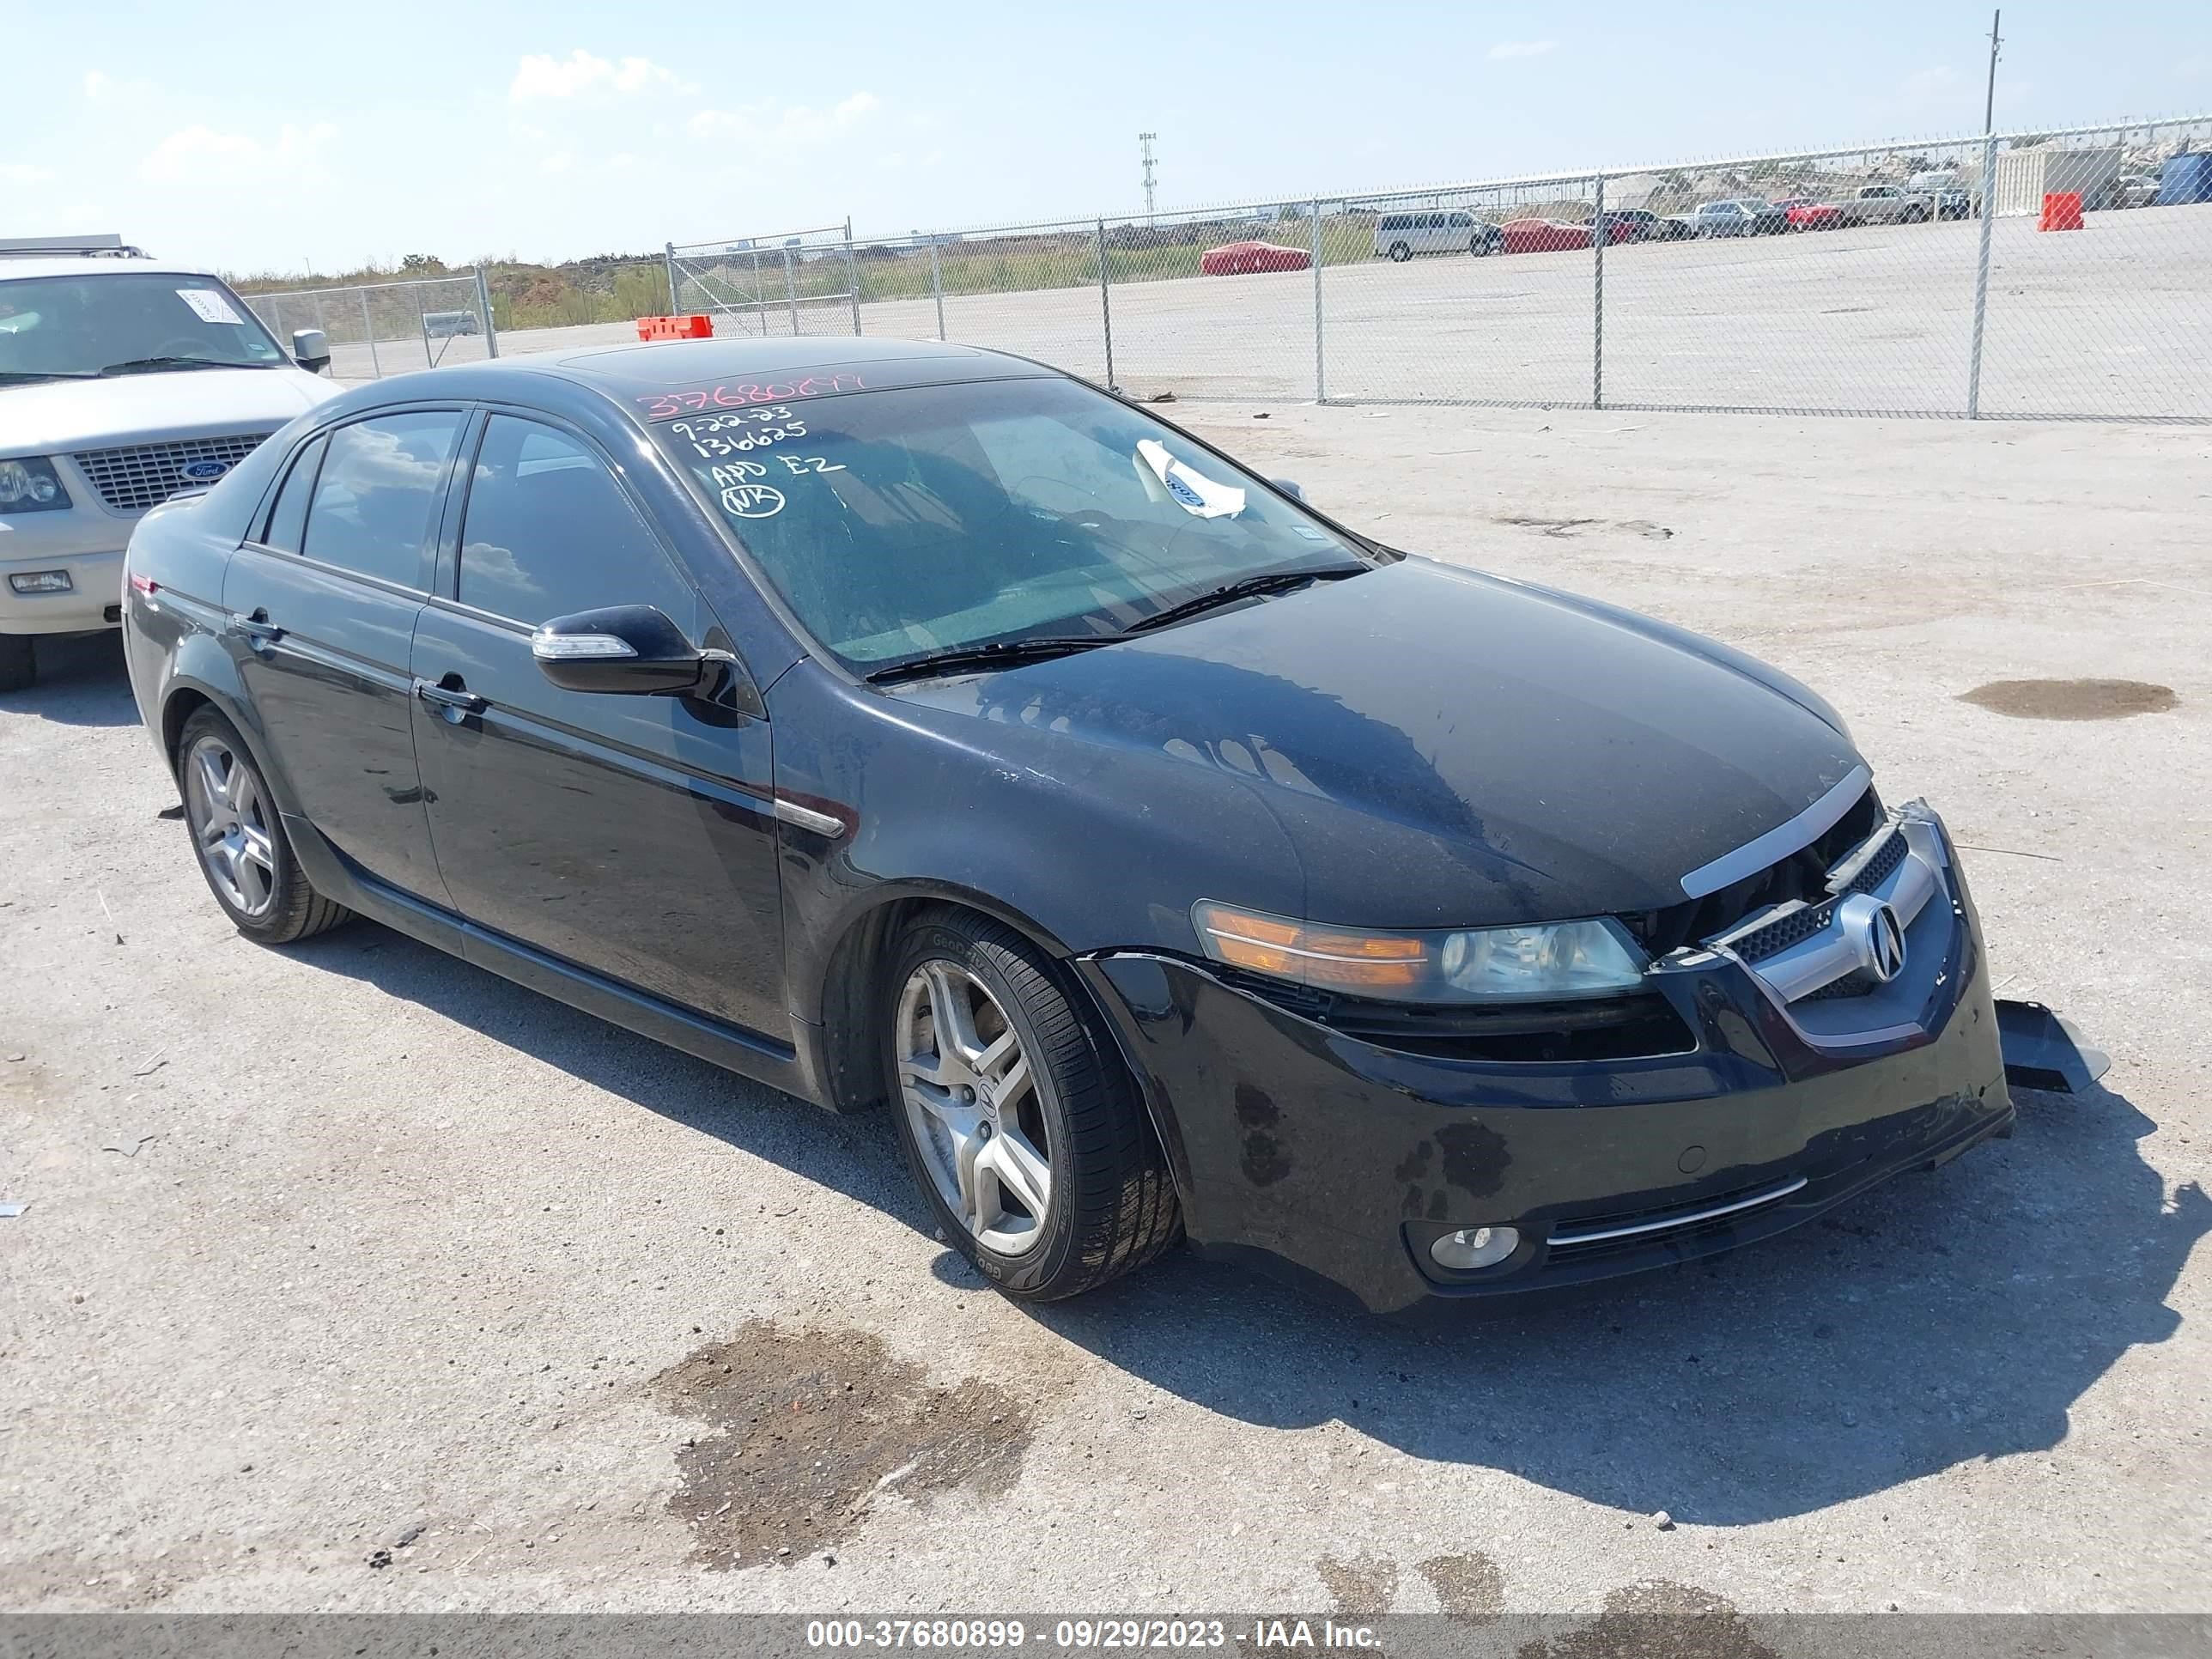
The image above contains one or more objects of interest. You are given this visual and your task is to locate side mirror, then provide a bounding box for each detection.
[291,328,331,374]
[1272,477,1305,501]
[532,605,726,697]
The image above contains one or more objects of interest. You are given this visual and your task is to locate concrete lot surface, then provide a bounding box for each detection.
[334,206,2212,420]
[1,405,2207,1616]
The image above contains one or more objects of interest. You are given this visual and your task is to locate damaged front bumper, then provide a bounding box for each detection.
[1076,806,2013,1314]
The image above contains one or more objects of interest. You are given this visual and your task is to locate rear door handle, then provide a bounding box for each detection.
[414,678,488,714]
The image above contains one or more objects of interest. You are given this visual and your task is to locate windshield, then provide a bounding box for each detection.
[650,376,1370,672]
[0,271,288,382]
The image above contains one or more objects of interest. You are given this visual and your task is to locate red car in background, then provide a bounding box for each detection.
[1200,240,1313,275]
[1776,198,1843,231]
[1499,219,1595,254]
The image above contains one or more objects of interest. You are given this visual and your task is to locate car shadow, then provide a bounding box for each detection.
[292,920,2202,1528]
[0,633,142,727]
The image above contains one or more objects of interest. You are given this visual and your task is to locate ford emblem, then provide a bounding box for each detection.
[179,459,231,482]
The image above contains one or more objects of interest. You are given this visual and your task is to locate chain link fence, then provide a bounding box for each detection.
[242,271,497,381]
[665,114,2212,422]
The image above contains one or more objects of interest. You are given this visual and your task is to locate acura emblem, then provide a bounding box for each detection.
[1837,893,1907,983]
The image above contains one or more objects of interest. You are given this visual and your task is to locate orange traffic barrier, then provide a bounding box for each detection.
[635,314,714,341]
[2039,191,2084,232]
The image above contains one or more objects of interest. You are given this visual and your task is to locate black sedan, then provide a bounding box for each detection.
[119,338,2012,1313]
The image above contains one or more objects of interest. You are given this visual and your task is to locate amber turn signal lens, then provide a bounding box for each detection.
[1193,902,1431,993]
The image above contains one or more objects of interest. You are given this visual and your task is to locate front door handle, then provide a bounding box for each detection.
[414,678,488,715]
[235,611,283,647]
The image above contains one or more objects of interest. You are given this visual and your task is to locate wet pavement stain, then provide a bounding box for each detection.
[1416,1552,1504,1623]
[1958,678,2178,721]
[1316,1553,1401,1617]
[650,1322,1031,1569]
[1519,1582,1778,1659]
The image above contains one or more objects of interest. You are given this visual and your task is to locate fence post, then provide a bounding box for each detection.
[783,249,799,336]
[1310,198,1326,404]
[414,284,432,369]
[475,266,499,358]
[1591,173,1606,410]
[929,237,946,342]
[358,289,381,379]
[1966,131,2000,418]
[664,242,680,313]
[845,217,863,336]
[1096,218,1115,392]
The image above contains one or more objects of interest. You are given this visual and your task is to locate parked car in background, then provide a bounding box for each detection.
[2111,174,2160,209]
[120,335,2014,1312]
[1373,210,1501,260]
[1650,215,1700,241]
[1690,201,1773,238]
[1499,219,1595,253]
[422,310,482,337]
[1587,210,1657,243]
[1775,197,1844,231]
[0,234,340,691]
[1838,185,1929,226]
[1200,240,1312,276]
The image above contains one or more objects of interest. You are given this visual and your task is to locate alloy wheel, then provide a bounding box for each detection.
[183,733,277,918]
[896,960,1054,1255]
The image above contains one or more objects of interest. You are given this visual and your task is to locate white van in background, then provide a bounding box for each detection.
[1373,210,1504,260]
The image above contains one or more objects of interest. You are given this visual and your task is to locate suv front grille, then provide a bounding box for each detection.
[71,432,273,513]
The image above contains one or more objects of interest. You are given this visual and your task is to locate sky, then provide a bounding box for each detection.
[5,1,2209,276]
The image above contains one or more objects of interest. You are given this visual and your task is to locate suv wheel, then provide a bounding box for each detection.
[884,908,1180,1301]
[176,708,353,944]
[1387,241,1412,262]
[0,635,33,694]
[1469,234,1493,257]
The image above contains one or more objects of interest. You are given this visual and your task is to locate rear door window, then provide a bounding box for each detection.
[260,433,326,554]
[301,411,463,591]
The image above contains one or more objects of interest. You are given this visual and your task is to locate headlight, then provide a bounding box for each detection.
[1192,902,1646,1003]
[0,457,71,514]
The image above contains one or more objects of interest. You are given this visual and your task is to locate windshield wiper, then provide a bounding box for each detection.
[0,369,100,384]
[99,356,264,376]
[864,635,1125,685]
[1122,564,1365,635]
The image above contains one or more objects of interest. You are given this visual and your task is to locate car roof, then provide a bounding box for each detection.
[0,257,223,283]
[327,336,1060,422]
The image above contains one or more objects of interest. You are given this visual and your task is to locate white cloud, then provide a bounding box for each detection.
[686,90,882,150]
[0,162,56,185]
[83,70,154,104]
[1487,40,1556,61]
[509,49,696,104]
[141,123,338,185]
[83,70,115,100]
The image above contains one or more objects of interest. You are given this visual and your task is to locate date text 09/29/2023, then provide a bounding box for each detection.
[805,1620,1383,1650]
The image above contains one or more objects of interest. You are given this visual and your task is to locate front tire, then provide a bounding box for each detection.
[176,708,353,945]
[1387,241,1412,262]
[884,908,1179,1301]
[0,635,33,693]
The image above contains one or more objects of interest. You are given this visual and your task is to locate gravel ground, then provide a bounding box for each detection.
[0,404,2207,1617]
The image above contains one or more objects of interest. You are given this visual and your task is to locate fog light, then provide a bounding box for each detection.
[9,570,73,594]
[1429,1224,1520,1272]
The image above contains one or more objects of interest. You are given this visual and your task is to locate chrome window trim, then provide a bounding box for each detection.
[1677,764,1872,898]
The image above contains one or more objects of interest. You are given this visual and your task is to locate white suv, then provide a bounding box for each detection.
[1,237,342,690]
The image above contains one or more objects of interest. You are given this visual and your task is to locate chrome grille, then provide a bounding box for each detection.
[70,432,273,513]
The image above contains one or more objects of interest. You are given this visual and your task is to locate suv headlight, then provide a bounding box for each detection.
[1193,902,1646,1003]
[0,457,71,514]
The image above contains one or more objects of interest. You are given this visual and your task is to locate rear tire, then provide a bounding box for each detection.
[884,908,1180,1301]
[176,707,353,945]
[0,635,33,693]
[1387,241,1412,262]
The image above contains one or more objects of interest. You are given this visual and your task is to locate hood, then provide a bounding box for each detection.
[0,368,338,453]
[891,557,1863,929]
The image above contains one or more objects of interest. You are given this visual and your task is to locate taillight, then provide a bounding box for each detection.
[128,573,159,597]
